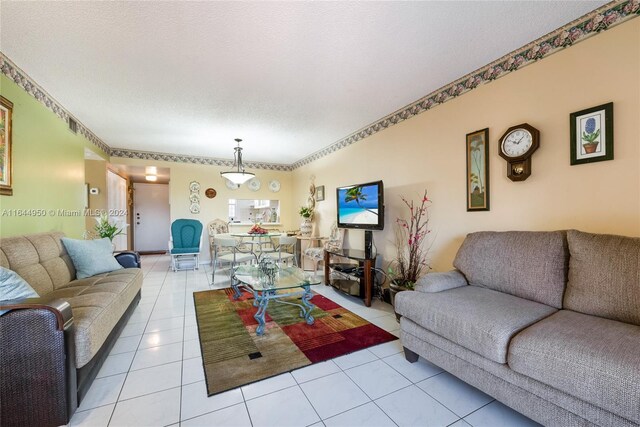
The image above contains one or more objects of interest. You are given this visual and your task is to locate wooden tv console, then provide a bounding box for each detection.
[323,248,376,307]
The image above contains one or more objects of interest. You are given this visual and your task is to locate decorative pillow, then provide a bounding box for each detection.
[61,237,123,279]
[0,267,39,315]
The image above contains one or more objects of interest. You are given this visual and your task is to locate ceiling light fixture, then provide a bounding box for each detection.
[145,175,157,182]
[220,138,255,185]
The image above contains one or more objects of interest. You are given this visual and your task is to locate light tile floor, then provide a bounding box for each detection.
[68,255,541,427]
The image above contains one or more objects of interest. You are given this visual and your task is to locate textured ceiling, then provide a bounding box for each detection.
[0,1,607,164]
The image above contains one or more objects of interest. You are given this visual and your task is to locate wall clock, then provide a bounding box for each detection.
[498,123,540,181]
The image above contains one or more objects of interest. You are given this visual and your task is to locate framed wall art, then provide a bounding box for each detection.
[466,128,489,211]
[0,96,13,196]
[315,185,325,202]
[570,102,613,165]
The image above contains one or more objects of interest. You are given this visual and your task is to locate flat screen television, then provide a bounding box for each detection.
[336,180,384,230]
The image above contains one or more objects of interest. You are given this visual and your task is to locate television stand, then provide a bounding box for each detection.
[323,249,376,307]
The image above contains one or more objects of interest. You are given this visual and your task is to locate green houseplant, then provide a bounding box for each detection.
[94,212,127,247]
[298,206,314,219]
[388,190,432,318]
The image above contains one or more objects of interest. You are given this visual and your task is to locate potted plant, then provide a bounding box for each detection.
[94,212,128,251]
[581,117,601,154]
[299,206,314,236]
[388,190,431,319]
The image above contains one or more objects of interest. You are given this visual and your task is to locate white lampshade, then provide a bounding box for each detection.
[220,138,255,185]
[221,171,255,184]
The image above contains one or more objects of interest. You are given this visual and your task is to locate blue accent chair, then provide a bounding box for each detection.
[169,219,203,271]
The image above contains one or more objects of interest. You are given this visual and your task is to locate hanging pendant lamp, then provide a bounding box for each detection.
[220,138,255,184]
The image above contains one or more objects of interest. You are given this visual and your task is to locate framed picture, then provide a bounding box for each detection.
[315,185,325,202]
[0,96,13,196]
[570,102,613,165]
[466,128,490,211]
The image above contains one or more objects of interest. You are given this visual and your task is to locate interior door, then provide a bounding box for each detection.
[107,170,128,251]
[133,183,170,252]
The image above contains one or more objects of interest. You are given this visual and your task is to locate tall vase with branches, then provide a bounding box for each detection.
[388,190,431,316]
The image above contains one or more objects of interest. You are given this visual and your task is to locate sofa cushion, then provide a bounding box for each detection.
[0,232,75,295]
[453,231,568,308]
[395,286,556,363]
[564,230,640,326]
[48,268,143,367]
[61,237,123,279]
[0,267,39,315]
[509,310,640,424]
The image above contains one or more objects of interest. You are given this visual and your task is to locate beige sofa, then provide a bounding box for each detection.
[0,232,143,427]
[395,230,640,427]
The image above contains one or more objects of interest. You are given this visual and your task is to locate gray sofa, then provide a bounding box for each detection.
[0,232,143,427]
[395,230,640,427]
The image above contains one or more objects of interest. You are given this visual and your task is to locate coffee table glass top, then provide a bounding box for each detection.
[234,265,321,291]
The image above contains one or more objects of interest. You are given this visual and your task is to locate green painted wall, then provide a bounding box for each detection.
[0,75,108,238]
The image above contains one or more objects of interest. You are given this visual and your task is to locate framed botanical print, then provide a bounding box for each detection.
[0,96,13,196]
[466,128,490,211]
[570,102,613,165]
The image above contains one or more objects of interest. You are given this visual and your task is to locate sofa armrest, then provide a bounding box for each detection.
[415,270,468,293]
[0,296,77,426]
[0,297,73,331]
[115,250,141,268]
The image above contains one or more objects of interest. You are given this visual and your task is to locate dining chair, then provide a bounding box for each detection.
[304,222,345,275]
[207,219,230,265]
[169,219,203,271]
[263,235,298,267]
[211,236,255,284]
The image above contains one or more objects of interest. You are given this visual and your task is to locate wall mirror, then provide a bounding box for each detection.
[228,199,280,224]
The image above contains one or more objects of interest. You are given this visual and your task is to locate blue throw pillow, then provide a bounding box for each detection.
[61,237,123,279]
[0,267,39,315]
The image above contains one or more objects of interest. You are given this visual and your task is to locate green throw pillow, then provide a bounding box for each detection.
[0,267,39,315]
[61,237,123,279]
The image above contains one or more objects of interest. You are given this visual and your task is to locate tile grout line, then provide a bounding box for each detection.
[239,387,255,427]
[457,399,496,424]
[107,257,170,426]
[291,371,325,425]
[176,267,189,425]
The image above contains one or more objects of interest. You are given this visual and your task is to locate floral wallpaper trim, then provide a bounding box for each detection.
[0,54,112,156]
[1,1,637,170]
[290,0,639,169]
[109,148,292,171]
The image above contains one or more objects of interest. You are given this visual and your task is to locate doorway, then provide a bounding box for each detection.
[133,183,170,253]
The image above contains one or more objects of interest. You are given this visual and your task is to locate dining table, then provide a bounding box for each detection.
[230,232,282,259]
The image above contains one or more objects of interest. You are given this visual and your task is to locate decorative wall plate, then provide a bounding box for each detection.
[225,180,239,190]
[189,193,200,203]
[189,203,200,214]
[189,181,200,192]
[205,188,217,199]
[268,180,281,193]
[247,178,261,192]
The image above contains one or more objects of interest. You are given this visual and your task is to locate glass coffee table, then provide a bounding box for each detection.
[232,265,322,335]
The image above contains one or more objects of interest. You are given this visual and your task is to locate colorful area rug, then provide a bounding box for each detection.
[193,288,397,396]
